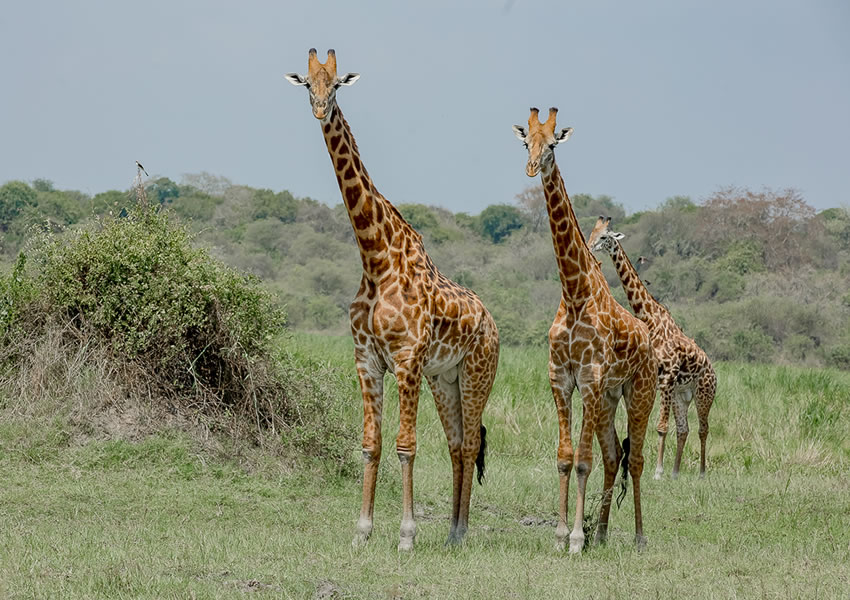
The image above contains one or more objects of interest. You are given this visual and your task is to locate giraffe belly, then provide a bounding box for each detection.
[422,350,463,379]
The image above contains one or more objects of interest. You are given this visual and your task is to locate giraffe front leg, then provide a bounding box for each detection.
[353,357,385,547]
[654,376,674,480]
[549,360,575,552]
[569,383,599,554]
[395,360,422,552]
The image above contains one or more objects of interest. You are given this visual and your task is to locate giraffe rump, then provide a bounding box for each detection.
[475,425,487,485]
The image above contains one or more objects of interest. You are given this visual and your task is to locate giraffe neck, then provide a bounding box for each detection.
[540,163,598,304]
[321,105,409,280]
[608,242,656,320]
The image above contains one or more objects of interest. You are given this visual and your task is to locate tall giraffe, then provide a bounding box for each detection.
[513,108,657,553]
[286,49,499,551]
[587,217,717,479]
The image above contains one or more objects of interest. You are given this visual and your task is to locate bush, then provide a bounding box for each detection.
[732,328,775,363]
[477,204,525,243]
[0,203,357,471]
[31,207,283,388]
[826,344,850,370]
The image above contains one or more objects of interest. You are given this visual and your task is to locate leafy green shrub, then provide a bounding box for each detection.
[0,201,358,471]
[732,328,775,363]
[784,334,816,363]
[0,181,37,230]
[716,240,765,275]
[32,207,283,392]
[826,344,850,370]
[250,188,297,222]
[477,204,525,243]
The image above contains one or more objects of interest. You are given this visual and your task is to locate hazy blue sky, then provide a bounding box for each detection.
[1,1,848,214]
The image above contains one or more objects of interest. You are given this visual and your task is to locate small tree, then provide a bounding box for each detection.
[0,181,37,231]
[477,204,525,243]
[515,185,548,233]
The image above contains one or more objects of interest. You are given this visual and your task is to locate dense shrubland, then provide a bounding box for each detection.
[1,175,848,368]
[0,191,357,471]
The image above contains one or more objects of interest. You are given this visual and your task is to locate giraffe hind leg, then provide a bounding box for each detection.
[696,368,716,478]
[654,391,671,480]
[426,371,464,545]
[453,321,499,545]
[671,387,692,480]
[626,363,656,550]
[593,388,622,547]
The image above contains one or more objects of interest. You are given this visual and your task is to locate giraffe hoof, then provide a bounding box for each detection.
[671,471,679,481]
[593,530,608,546]
[397,537,415,552]
[555,529,568,552]
[568,532,584,555]
[635,534,647,551]
[653,466,663,480]
[352,532,370,548]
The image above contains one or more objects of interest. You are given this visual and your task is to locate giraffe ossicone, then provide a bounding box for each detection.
[515,107,657,553]
[288,49,500,551]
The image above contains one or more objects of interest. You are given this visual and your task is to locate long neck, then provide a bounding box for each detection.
[321,105,407,279]
[540,163,599,303]
[608,241,656,320]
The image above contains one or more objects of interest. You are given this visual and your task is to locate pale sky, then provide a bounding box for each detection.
[1,1,848,214]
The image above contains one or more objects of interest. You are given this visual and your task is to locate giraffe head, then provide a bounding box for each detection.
[587,216,625,255]
[285,48,360,121]
[513,107,573,177]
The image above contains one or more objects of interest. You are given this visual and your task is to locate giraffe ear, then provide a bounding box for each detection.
[611,231,625,240]
[285,73,309,87]
[336,72,360,87]
[512,125,527,142]
[555,127,574,145]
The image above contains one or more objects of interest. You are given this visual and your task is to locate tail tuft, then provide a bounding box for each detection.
[616,436,630,508]
[475,425,487,485]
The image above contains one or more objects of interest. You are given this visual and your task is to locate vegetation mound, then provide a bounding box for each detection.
[0,199,357,472]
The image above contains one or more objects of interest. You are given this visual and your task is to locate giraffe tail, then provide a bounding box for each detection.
[475,425,487,485]
[616,436,630,509]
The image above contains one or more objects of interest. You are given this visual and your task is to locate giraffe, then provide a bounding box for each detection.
[587,217,717,480]
[513,108,657,553]
[286,49,500,551]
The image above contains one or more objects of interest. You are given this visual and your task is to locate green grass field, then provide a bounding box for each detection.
[1,333,848,599]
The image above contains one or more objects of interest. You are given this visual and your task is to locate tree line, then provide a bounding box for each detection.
[1,174,848,369]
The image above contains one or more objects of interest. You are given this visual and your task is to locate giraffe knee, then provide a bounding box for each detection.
[397,450,416,464]
[575,462,590,479]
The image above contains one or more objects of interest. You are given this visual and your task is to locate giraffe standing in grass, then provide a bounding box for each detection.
[588,217,716,479]
[286,49,499,551]
[513,108,657,553]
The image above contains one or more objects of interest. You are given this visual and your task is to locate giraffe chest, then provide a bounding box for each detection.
[350,280,481,377]
[552,300,652,388]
